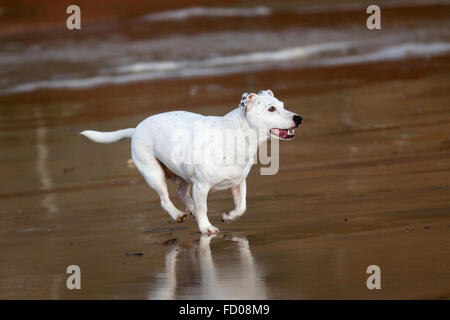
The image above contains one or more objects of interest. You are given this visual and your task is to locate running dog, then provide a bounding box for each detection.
[81,90,302,235]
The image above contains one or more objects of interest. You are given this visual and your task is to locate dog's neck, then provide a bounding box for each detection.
[225,107,269,146]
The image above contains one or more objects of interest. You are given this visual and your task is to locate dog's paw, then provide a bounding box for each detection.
[221,211,238,223]
[176,213,188,223]
[186,209,196,220]
[200,225,220,235]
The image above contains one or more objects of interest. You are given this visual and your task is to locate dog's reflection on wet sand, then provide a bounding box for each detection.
[149,235,266,299]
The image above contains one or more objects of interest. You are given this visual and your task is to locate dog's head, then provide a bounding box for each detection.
[240,90,302,140]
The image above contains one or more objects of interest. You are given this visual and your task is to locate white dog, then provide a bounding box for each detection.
[81,90,302,235]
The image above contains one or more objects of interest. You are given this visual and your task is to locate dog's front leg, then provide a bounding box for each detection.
[222,180,247,223]
[193,183,220,235]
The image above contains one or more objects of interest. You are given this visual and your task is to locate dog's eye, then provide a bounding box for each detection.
[268,106,276,112]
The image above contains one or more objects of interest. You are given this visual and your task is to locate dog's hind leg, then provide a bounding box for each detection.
[158,160,193,221]
[222,180,247,223]
[176,181,195,216]
[132,141,187,223]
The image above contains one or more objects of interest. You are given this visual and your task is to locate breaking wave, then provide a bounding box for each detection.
[142,6,271,22]
[3,41,450,94]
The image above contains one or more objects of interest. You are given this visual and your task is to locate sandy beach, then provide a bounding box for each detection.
[0,1,449,299]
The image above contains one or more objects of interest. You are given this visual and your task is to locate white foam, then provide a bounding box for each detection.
[115,42,350,73]
[319,42,450,66]
[143,6,271,22]
[2,42,450,95]
[115,61,180,73]
[204,42,351,66]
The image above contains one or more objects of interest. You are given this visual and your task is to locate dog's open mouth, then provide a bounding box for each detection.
[270,128,295,140]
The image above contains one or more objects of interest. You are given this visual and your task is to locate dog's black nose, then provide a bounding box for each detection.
[293,115,303,127]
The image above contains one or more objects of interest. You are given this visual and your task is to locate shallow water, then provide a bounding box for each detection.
[0,0,449,299]
[1,1,450,94]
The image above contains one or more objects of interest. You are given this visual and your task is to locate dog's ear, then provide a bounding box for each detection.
[258,89,274,97]
[244,93,257,113]
[239,93,248,109]
[240,92,257,114]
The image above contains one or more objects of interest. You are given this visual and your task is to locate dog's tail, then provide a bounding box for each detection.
[80,128,135,144]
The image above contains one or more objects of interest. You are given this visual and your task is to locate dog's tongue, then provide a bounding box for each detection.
[279,129,288,138]
[271,128,288,138]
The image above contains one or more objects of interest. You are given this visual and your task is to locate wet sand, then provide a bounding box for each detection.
[1,55,449,299]
[1,2,450,299]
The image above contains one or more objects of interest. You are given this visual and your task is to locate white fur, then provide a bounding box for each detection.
[81,90,300,235]
[80,128,135,143]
